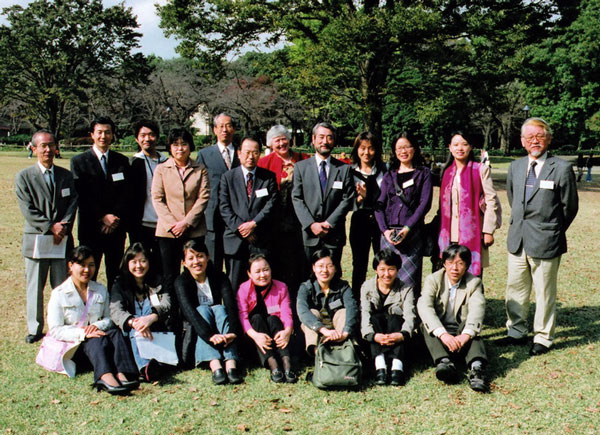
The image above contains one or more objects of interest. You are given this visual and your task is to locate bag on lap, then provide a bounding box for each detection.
[36,336,80,377]
[313,340,362,389]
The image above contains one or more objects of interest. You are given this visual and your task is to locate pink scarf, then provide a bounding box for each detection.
[438,160,483,275]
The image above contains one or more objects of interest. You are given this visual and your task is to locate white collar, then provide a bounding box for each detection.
[217,142,234,153]
[315,154,330,166]
[92,145,109,161]
[241,166,256,179]
[37,162,54,174]
[528,151,548,166]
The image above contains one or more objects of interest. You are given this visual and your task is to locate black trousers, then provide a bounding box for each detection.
[80,230,125,291]
[349,210,381,297]
[73,328,137,382]
[206,214,226,273]
[129,225,162,276]
[158,236,204,284]
[420,323,487,366]
[249,311,290,366]
[369,312,405,361]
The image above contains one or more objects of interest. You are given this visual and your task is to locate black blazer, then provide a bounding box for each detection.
[218,166,278,255]
[71,149,131,240]
[174,267,241,343]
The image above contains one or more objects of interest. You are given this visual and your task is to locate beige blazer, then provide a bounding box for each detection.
[151,158,210,238]
[417,268,485,337]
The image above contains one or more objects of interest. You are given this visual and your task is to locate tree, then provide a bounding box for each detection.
[0,0,151,138]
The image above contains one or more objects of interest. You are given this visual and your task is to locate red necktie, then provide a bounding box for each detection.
[246,172,253,200]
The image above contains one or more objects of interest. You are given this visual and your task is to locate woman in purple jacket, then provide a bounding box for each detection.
[375,132,433,291]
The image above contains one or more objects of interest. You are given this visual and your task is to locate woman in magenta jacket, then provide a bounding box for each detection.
[237,253,297,383]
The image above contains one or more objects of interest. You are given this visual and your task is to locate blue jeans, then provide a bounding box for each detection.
[129,298,152,370]
[194,305,238,365]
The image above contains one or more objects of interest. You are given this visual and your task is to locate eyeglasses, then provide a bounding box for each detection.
[523,134,547,143]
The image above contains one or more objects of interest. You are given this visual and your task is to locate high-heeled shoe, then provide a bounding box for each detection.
[94,379,128,395]
[119,378,140,391]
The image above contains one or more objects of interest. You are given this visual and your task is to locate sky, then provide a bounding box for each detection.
[0,0,179,58]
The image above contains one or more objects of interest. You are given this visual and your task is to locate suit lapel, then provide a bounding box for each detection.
[323,161,339,201]
[33,167,54,205]
[527,157,556,202]
[513,158,527,204]
[309,157,324,201]
[453,280,468,318]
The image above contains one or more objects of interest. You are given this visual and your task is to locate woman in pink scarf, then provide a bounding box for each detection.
[438,132,502,276]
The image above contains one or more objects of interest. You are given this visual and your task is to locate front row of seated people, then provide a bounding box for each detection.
[46,241,488,393]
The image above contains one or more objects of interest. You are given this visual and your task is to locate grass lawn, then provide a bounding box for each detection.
[1,152,599,434]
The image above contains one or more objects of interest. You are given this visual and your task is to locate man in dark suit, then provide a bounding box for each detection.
[196,113,240,272]
[15,130,78,343]
[71,117,130,290]
[219,137,277,291]
[128,119,167,273]
[501,117,578,355]
[291,122,355,274]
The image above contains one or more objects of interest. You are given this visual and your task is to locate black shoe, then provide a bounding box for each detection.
[374,368,387,385]
[435,360,461,384]
[530,343,550,356]
[284,370,298,384]
[495,336,528,346]
[270,369,285,383]
[94,380,129,395]
[119,378,140,391]
[141,359,161,383]
[468,368,489,393]
[212,368,227,385]
[390,370,406,386]
[227,368,243,384]
[25,333,43,344]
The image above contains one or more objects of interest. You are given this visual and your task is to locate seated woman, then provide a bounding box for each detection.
[174,239,242,385]
[297,249,358,355]
[110,243,176,382]
[237,254,297,383]
[47,246,139,395]
[360,249,416,386]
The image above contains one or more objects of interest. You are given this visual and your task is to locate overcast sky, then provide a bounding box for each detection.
[0,0,179,58]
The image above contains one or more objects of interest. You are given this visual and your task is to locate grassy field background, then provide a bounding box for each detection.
[0,151,599,434]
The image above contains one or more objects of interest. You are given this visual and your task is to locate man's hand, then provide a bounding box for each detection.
[50,222,67,244]
[439,332,461,352]
[310,222,331,237]
[101,214,120,234]
[238,221,257,238]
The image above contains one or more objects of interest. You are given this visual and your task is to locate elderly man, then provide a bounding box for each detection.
[291,122,355,274]
[500,117,578,355]
[418,244,488,392]
[15,130,78,343]
[196,113,240,272]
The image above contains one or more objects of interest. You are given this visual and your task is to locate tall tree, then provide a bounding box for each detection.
[0,0,151,138]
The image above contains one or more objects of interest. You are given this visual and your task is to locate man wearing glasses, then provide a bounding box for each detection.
[500,117,578,355]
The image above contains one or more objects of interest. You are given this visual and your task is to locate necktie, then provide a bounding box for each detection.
[246,172,253,200]
[319,160,327,194]
[222,148,232,169]
[100,154,108,178]
[525,161,537,201]
[45,169,55,199]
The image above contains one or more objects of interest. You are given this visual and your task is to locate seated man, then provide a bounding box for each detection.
[417,244,488,392]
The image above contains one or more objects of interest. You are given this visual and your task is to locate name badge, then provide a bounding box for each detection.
[540,180,554,190]
[333,181,343,190]
[150,294,160,306]
[267,304,280,314]
[112,172,125,182]
[255,188,268,198]
[61,188,70,197]
[329,299,343,310]
[402,178,414,188]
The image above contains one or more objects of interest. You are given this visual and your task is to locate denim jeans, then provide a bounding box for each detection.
[129,298,152,370]
[194,304,238,364]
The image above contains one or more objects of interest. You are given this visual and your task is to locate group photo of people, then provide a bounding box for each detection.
[16,113,578,396]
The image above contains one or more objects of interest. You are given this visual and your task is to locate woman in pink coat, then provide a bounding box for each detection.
[237,254,297,383]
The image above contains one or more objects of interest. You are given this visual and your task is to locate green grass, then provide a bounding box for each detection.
[1,153,599,433]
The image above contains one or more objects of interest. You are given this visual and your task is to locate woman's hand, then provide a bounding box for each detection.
[384,227,408,246]
[320,328,348,343]
[356,182,366,203]
[249,330,273,354]
[170,220,189,238]
[131,314,158,339]
[274,327,292,349]
[483,233,494,248]
[83,324,106,338]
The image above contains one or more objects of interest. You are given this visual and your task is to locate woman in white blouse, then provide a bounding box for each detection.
[47,246,139,395]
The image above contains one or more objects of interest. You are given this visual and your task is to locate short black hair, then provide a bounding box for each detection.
[167,127,196,153]
[182,239,208,256]
[90,116,116,134]
[372,248,402,270]
[441,243,472,269]
[247,253,270,271]
[133,119,160,138]
[389,131,424,169]
[240,136,262,152]
[68,245,95,265]
[310,248,333,266]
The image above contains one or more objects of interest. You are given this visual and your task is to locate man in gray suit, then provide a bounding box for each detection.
[292,122,355,274]
[196,113,240,272]
[15,130,78,343]
[501,117,578,355]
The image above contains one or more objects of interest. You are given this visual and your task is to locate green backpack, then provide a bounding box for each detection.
[312,340,362,389]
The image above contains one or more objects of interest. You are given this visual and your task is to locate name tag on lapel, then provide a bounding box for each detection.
[333,181,343,190]
[112,172,125,182]
[329,299,343,310]
[540,180,554,190]
[255,188,268,198]
[61,188,71,197]
[267,304,280,314]
[402,179,414,188]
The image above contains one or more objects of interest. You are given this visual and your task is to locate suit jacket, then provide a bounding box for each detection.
[70,149,131,241]
[291,156,355,247]
[417,269,485,337]
[218,166,278,255]
[506,154,578,258]
[15,164,78,258]
[128,152,167,229]
[196,144,240,231]
[151,157,210,238]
